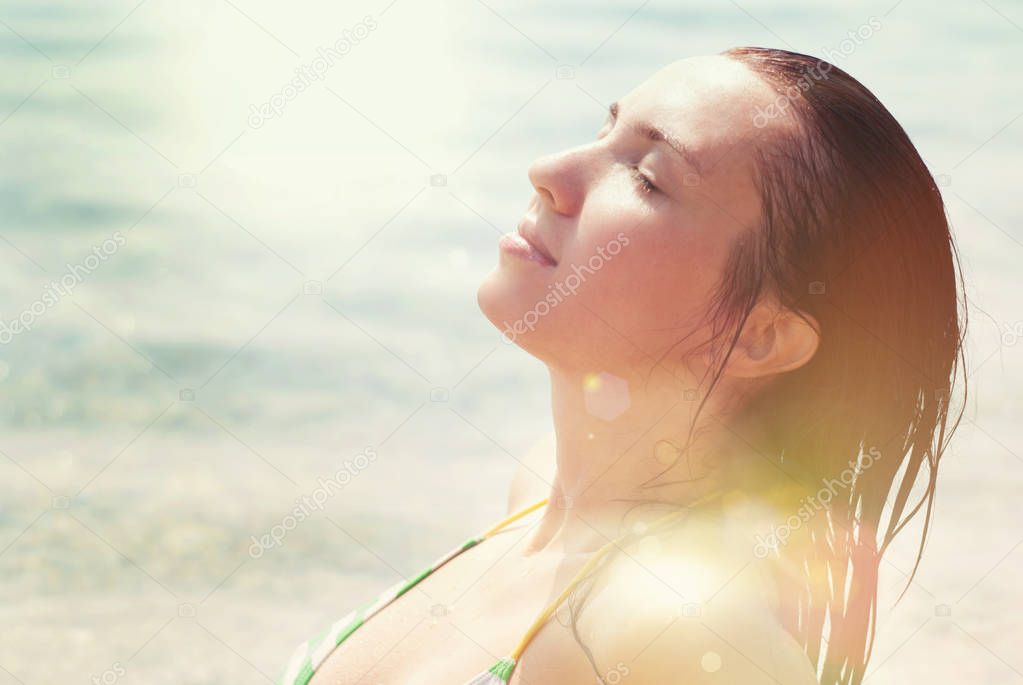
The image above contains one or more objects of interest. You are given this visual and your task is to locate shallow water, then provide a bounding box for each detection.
[1,0,1021,682]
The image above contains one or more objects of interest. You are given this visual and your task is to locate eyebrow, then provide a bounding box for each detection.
[608,101,703,176]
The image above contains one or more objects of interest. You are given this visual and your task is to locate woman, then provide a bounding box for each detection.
[281,47,966,685]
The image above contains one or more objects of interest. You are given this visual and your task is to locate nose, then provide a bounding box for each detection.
[526,147,589,217]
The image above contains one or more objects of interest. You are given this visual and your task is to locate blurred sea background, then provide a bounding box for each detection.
[1,0,1021,682]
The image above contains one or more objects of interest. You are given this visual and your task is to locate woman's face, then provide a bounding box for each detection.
[477,55,786,375]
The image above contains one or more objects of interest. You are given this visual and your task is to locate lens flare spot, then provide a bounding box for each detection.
[654,440,680,465]
[701,651,722,672]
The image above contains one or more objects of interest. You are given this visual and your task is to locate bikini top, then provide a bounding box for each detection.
[279,492,724,685]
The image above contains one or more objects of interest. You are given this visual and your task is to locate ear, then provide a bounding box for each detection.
[719,302,820,379]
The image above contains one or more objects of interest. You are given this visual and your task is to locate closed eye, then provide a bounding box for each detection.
[599,104,659,196]
[600,100,702,186]
[630,166,657,194]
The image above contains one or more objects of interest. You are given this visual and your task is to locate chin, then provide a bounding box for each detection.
[477,266,551,351]
[477,268,520,336]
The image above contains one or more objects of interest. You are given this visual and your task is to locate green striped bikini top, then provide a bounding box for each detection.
[279,492,724,685]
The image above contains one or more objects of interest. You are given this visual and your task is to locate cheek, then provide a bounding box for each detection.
[571,228,725,348]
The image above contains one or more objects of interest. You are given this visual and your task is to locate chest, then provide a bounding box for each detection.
[307,528,582,685]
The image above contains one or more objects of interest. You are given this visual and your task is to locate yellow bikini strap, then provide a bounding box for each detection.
[481,497,549,538]
[508,490,726,661]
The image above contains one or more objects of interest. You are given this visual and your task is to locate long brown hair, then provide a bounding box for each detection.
[564,47,967,685]
[715,46,967,683]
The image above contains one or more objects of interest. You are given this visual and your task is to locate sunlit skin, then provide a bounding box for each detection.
[480,54,821,683]
[311,54,822,685]
[478,53,820,551]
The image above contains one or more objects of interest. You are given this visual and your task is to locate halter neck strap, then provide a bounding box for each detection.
[483,490,729,662]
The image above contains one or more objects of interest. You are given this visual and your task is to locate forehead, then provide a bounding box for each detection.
[619,55,783,178]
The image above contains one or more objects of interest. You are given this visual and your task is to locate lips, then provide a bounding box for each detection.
[516,217,557,266]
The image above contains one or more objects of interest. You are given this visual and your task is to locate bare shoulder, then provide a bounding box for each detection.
[506,431,556,513]
[516,513,819,684]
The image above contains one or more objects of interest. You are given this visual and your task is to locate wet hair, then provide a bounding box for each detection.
[559,47,967,685]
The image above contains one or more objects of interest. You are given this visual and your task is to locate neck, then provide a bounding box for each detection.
[524,362,764,556]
